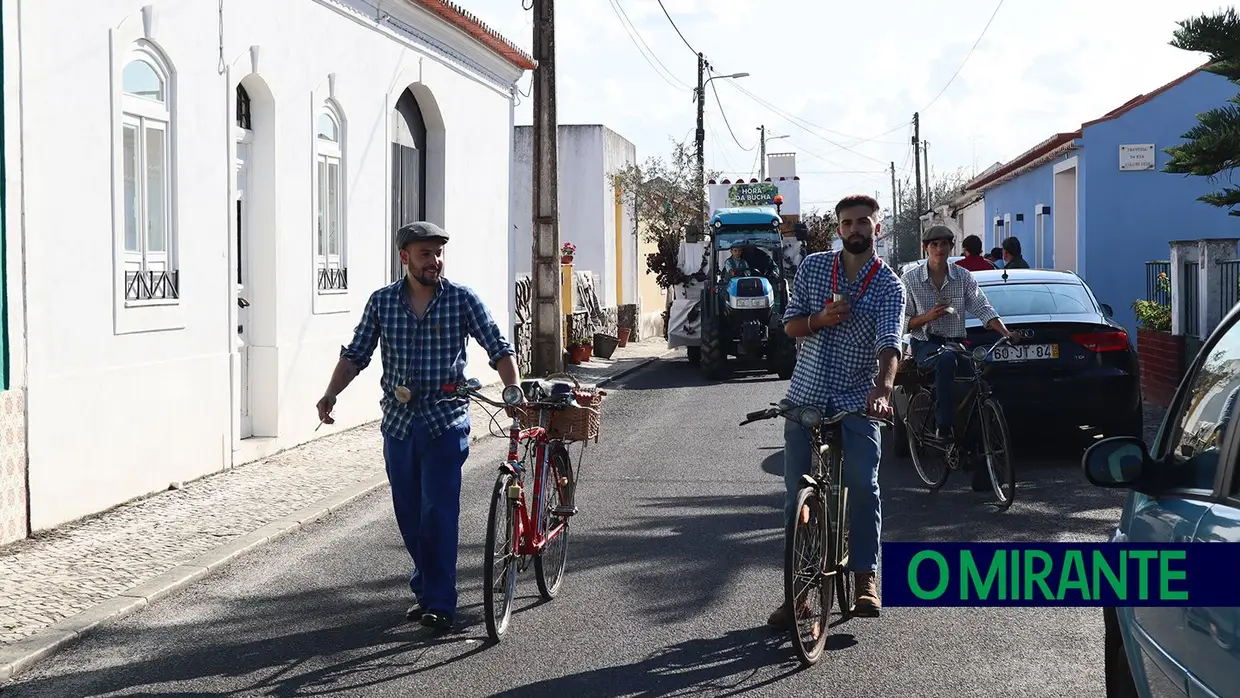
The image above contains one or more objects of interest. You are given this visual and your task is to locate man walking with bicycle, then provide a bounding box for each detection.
[776,194,905,620]
[904,225,1018,491]
[315,221,521,632]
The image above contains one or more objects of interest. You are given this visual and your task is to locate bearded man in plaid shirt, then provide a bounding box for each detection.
[772,194,905,622]
[316,221,520,632]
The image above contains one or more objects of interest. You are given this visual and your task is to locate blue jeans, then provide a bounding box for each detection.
[911,337,971,433]
[783,410,882,572]
[382,418,471,619]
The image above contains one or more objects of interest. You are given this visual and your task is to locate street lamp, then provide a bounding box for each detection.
[757,130,789,179]
[695,62,748,238]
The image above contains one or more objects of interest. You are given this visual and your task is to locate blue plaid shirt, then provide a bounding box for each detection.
[783,251,906,413]
[340,277,516,440]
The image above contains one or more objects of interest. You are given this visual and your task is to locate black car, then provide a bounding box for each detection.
[892,268,1142,451]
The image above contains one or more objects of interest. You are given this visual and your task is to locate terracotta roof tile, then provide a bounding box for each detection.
[406,0,536,71]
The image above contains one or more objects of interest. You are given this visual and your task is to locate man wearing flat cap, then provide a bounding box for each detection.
[316,221,520,631]
[903,225,1017,487]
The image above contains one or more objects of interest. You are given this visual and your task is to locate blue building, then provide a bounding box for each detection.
[966,63,1239,337]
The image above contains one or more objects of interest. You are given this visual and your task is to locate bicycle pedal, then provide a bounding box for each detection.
[551,505,578,517]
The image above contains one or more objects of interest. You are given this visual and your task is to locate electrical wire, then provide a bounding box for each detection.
[707,71,755,151]
[918,0,1005,112]
[606,0,692,91]
[656,0,698,56]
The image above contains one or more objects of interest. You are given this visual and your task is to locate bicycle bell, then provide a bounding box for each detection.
[395,385,413,403]
[798,406,823,428]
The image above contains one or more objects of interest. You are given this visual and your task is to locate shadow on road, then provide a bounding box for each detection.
[492,626,801,697]
[618,357,785,391]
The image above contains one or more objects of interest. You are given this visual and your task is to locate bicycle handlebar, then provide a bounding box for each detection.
[929,335,1015,362]
[435,381,602,416]
[740,403,894,429]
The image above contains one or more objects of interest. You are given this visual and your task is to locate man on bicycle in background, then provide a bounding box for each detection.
[315,221,521,632]
[777,193,905,620]
[904,225,1018,490]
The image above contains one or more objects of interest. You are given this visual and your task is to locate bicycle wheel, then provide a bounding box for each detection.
[833,484,852,619]
[980,399,1016,508]
[906,390,949,489]
[483,472,519,642]
[785,486,832,666]
[535,446,572,599]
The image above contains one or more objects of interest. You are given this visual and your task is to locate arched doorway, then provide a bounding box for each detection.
[391,88,428,282]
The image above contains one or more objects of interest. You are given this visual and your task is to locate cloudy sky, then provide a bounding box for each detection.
[467,0,1226,216]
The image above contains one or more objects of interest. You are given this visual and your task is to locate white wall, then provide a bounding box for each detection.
[14,0,522,530]
[512,124,637,306]
[958,198,986,248]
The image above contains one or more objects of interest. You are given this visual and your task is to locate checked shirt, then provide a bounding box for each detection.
[901,262,998,342]
[340,277,515,440]
[783,251,906,413]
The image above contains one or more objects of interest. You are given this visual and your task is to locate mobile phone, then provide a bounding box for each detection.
[833,293,847,303]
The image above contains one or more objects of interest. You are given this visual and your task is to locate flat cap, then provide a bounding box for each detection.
[396,221,450,249]
[922,225,955,243]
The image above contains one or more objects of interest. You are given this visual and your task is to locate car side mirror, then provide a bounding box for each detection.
[1082,436,1150,488]
[1100,303,1114,317]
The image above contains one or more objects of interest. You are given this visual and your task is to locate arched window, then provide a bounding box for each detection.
[236,84,251,130]
[120,45,176,301]
[315,103,346,291]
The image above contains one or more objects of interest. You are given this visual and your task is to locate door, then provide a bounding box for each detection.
[235,141,253,438]
[391,143,421,281]
[1119,313,1240,696]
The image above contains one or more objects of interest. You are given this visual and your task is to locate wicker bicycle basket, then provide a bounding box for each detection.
[513,373,606,443]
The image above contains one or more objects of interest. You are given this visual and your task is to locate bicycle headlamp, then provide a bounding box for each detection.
[972,346,988,363]
[798,406,823,429]
[502,384,525,406]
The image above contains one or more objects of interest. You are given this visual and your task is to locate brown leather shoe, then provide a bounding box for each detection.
[767,602,790,627]
[852,572,881,617]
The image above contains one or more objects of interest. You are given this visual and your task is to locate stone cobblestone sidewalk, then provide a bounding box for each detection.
[0,336,670,659]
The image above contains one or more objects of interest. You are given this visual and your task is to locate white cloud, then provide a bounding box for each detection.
[463,0,1228,211]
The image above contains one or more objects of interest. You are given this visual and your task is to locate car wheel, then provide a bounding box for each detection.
[1104,608,1140,698]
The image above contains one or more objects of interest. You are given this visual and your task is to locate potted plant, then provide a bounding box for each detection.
[560,242,577,265]
[1132,270,1181,406]
[581,338,593,361]
[565,339,582,364]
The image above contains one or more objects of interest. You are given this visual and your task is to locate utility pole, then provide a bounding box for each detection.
[912,112,923,222]
[890,161,898,263]
[758,124,766,179]
[695,52,707,232]
[530,0,562,377]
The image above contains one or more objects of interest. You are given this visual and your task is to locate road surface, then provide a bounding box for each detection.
[4,356,1127,697]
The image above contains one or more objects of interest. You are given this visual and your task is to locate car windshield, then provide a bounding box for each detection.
[970,282,1097,317]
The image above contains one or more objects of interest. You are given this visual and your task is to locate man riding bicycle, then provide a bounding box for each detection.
[777,193,905,620]
[903,225,1018,490]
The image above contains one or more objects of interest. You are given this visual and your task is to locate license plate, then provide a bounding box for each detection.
[991,343,1058,362]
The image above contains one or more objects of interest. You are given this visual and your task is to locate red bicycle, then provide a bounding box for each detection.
[442,376,604,642]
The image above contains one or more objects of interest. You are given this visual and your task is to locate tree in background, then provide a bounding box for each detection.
[885,165,975,265]
[612,138,721,288]
[799,208,838,254]
[1162,8,1240,214]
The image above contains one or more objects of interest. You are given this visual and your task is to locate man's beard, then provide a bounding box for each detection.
[843,234,872,254]
[411,266,442,286]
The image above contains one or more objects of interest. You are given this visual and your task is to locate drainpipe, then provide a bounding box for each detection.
[0,4,8,392]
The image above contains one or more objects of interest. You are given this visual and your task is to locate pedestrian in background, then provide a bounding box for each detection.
[955,234,995,272]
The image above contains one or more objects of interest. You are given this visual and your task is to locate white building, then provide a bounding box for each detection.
[2,0,533,533]
[511,125,639,310]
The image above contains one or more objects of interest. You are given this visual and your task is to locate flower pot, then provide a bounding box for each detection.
[617,327,631,347]
[593,333,620,359]
[561,255,574,265]
[566,348,581,365]
[582,346,593,361]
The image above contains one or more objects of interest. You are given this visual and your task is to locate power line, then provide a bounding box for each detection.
[707,70,755,151]
[656,0,697,56]
[606,0,691,91]
[919,0,1005,112]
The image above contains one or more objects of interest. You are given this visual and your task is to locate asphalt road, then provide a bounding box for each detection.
[4,356,1128,697]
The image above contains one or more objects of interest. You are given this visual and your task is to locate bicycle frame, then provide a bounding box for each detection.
[911,337,1010,453]
[500,411,569,558]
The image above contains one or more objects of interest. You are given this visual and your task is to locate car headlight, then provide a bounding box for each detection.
[502,384,525,406]
[798,406,823,429]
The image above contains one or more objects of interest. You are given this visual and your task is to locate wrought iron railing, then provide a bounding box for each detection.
[1183,261,1200,337]
[1144,261,1170,308]
[125,270,179,301]
[1220,259,1240,317]
[317,267,348,291]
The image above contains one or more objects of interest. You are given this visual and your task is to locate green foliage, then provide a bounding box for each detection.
[1133,271,1172,332]
[612,138,721,247]
[800,208,838,255]
[1162,8,1240,215]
